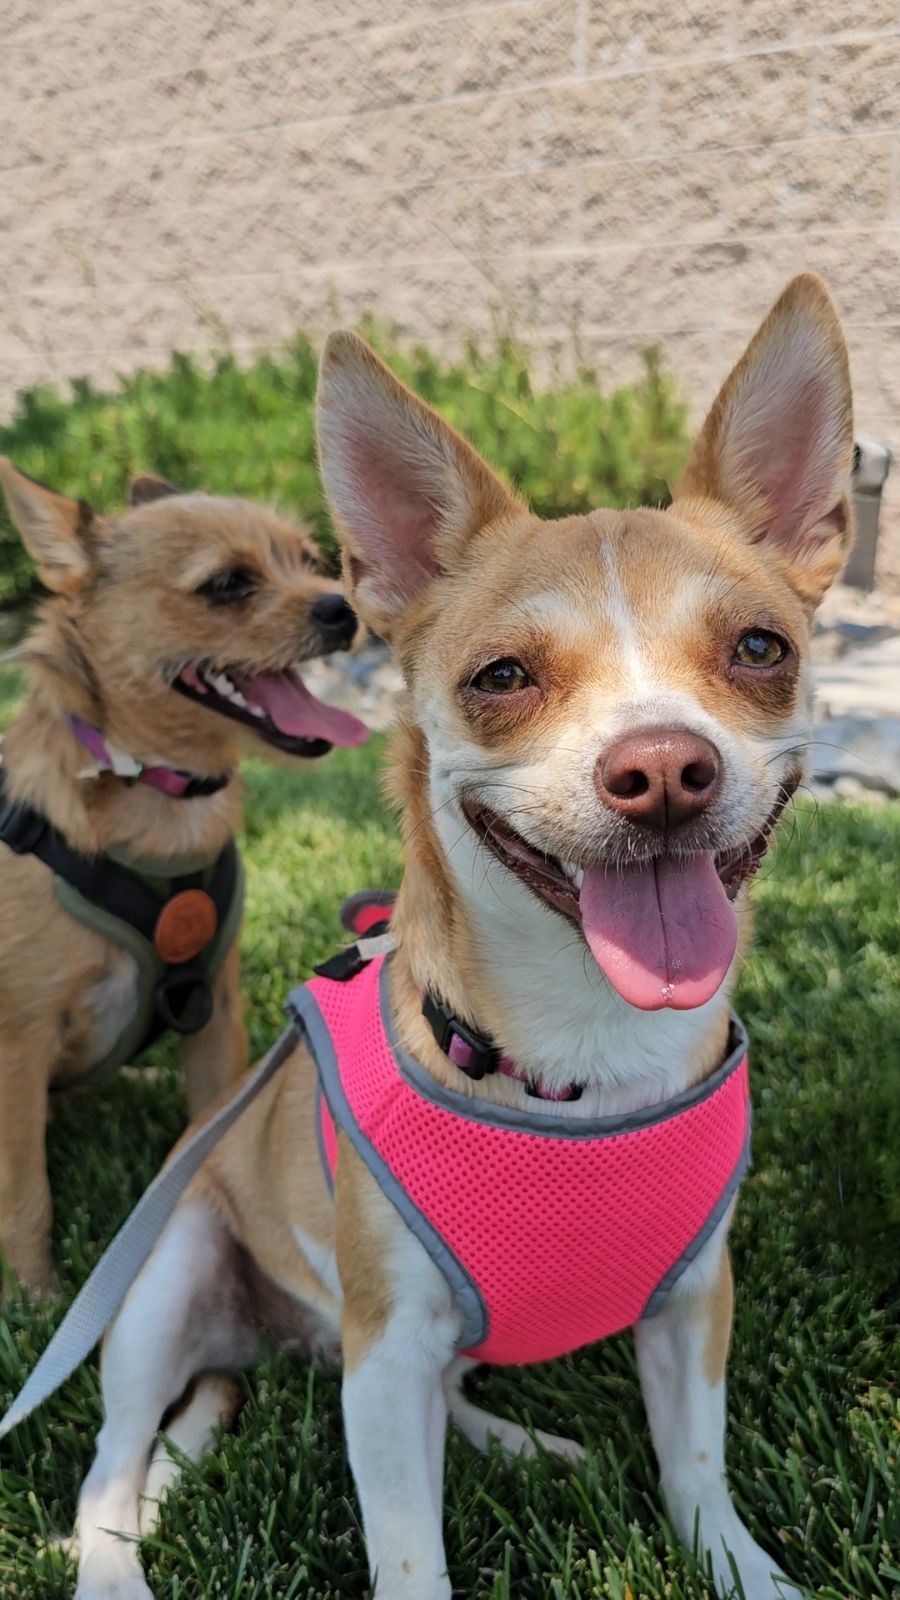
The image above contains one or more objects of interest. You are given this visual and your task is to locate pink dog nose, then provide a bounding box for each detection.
[595,727,721,831]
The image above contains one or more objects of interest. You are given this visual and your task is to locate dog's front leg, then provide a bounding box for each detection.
[634,1239,795,1599]
[343,1313,454,1599]
[179,942,247,1115]
[339,1162,458,1599]
[0,1035,54,1295]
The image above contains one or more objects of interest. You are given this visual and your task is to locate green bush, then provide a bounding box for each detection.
[0,324,690,608]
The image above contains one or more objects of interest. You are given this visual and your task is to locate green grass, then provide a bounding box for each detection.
[0,662,898,1599]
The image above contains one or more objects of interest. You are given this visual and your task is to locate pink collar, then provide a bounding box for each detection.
[68,716,231,800]
[421,991,581,1102]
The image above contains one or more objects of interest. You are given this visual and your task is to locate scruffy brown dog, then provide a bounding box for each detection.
[0,466,367,1295]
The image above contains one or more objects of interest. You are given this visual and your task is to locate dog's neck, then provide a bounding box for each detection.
[4,660,241,863]
[388,721,734,1118]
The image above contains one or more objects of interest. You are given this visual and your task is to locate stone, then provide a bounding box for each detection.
[811,715,900,795]
[814,635,900,719]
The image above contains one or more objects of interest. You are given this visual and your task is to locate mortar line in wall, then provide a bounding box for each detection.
[572,0,589,77]
[3,21,899,152]
[805,41,823,136]
[3,222,898,307]
[6,316,897,353]
[887,134,900,215]
[2,127,897,244]
[1,0,559,104]
[4,316,897,373]
[3,121,893,205]
[0,0,538,53]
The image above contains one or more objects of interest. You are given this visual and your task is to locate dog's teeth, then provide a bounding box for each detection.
[563,861,584,889]
[248,705,265,718]
[205,669,250,709]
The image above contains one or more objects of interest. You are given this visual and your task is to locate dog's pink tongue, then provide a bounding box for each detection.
[243,670,368,747]
[578,855,737,1011]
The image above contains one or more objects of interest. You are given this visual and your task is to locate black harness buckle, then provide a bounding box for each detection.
[421,992,500,1080]
[314,944,372,983]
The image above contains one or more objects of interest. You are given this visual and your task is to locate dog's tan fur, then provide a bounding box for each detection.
[73,276,854,1600]
[0,468,355,1294]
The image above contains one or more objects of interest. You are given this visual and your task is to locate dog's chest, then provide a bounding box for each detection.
[81,950,140,1070]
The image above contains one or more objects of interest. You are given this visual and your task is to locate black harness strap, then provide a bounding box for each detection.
[0,773,238,1044]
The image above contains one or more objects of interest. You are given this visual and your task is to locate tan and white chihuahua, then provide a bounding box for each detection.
[73,275,852,1600]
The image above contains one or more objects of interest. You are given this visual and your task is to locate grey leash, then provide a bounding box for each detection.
[0,1024,299,1440]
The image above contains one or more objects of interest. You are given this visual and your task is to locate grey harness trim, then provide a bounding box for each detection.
[314,1081,334,1198]
[289,983,489,1351]
[0,1026,298,1441]
[642,1116,752,1318]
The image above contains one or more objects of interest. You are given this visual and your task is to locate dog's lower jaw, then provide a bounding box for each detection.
[426,799,733,1111]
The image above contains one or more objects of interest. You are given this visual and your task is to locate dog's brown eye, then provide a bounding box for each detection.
[733,630,788,668]
[197,567,256,604]
[470,659,533,694]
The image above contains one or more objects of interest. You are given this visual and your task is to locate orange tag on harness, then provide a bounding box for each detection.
[154,890,218,964]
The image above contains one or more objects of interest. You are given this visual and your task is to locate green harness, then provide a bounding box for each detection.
[0,776,243,1086]
[55,846,244,1085]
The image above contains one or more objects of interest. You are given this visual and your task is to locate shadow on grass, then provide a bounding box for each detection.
[735,798,900,1296]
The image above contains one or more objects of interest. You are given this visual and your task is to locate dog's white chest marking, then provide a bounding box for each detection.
[83,950,139,1069]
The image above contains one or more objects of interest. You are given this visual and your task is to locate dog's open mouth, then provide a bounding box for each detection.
[173,663,369,757]
[463,775,799,1013]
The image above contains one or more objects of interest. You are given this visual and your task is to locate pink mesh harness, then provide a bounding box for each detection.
[290,956,751,1366]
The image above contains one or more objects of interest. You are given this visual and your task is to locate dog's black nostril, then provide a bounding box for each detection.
[606,766,650,799]
[622,769,649,798]
[682,758,717,793]
[311,593,356,634]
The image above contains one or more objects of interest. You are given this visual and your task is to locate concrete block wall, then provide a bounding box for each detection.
[2,0,898,583]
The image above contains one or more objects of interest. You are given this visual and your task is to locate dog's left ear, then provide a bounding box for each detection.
[674,273,854,604]
[317,331,521,638]
[129,474,182,507]
[0,458,94,595]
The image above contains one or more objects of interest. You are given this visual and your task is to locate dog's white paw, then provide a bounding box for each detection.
[709,1532,799,1600]
[75,1580,153,1600]
[446,1388,584,1464]
[530,1424,586,1464]
[74,1549,153,1600]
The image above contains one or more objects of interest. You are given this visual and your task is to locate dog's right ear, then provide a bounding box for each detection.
[316,332,521,638]
[129,474,182,507]
[673,274,854,605]
[0,458,93,594]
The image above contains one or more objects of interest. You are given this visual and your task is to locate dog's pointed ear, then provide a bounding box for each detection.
[0,458,94,594]
[316,331,521,637]
[674,274,854,604]
[129,474,182,506]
